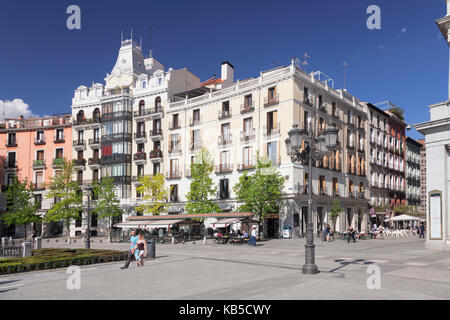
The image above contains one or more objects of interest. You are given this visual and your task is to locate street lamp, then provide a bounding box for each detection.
[85,186,93,249]
[285,124,339,274]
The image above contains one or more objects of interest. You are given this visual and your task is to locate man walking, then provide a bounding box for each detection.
[248,226,257,246]
[347,225,356,243]
[419,222,426,239]
[121,230,138,269]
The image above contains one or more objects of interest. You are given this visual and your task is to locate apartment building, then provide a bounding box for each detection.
[0,115,72,237]
[405,137,421,209]
[163,59,369,237]
[71,38,200,237]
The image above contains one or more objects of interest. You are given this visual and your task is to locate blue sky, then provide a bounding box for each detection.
[0,0,448,140]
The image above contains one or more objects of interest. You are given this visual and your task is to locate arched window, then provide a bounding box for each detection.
[93,108,100,122]
[155,97,162,111]
[77,110,84,123]
[139,100,145,115]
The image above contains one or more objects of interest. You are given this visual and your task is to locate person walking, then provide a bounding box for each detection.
[419,222,426,239]
[133,233,148,267]
[347,225,356,243]
[248,226,257,246]
[120,230,138,270]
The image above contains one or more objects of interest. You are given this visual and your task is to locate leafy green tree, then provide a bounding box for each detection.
[185,148,220,214]
[233,153,285,235]
[45,159,82,238]
[329,200,344,231]
[91,176,123,236]
[135,173,170,215]
[393,204,424,218]
[2,177,41,239]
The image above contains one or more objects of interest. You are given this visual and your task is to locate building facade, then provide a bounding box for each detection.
[0,115,72,237]
[414,0,450,250]
[418,139,427,215]
[405,137,422,209]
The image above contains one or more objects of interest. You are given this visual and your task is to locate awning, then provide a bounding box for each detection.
[114,219,187,229]
[212,218,243,228]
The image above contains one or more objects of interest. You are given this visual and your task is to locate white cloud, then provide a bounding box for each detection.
[0,99,37,119]
[402,27,407,33]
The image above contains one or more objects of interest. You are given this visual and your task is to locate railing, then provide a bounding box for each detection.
[240,129,256,142]
[54,136,65,143]
[52,158,64,166]
[101,111,132,121]
[318,104,327,113]
[33,159,46,167]
[263,125,280,137]
[218,134,232,146]
[101,154,132,164]
[88,158,101,166]
[168,145,182,154]
[150,129,163,137]
[74,117,101,126]
[89,138,100,145]
[218,110,232,120]
[72,159,86,167]
[240,104,255,114]
[134,132,146,139]
[237,162,255,171]
[133,152,147,161]
[190,140,203,151]
[332,189,340,197]
[303,97,313,106]
[149,150,163,159]
[34,137,46,145]
[264,94,279,107]
[166,171,182,179]
[318,188,328,196]
[33,182,46,190]
[6,141,17,147]
[0,244,23,258]
[73,140,86,147]
[215,164,233,174]
[101,133,132,141]
[133,107,163,117]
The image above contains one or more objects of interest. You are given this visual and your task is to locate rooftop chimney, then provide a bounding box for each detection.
[221,61,234,88]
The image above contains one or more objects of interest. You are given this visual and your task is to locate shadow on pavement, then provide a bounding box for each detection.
[326,258,374,273]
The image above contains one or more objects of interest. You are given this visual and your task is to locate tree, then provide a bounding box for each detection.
[329,200,344,232]
[185,148,220,214]
[393,204,424,218]
[2,177,41,239]
[45,159,82,238]
[91,176,123,236]
[234,153,285,236]
[135,173,170,216]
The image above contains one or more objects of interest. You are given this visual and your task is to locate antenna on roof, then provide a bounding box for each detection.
[131,28,133,41]
[121,30,124,43]
[343,62,349,90]
[149,26,153,57]
[140,36,142,50]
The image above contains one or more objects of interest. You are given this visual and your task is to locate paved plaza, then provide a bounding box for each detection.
[0,237,449,300]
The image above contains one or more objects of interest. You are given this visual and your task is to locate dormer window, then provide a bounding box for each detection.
[142,81,146,89]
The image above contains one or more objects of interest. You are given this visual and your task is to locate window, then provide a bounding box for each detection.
[75,211,82,227]
[267,142,278,165]
[36,131,44,143]
[304,87,309,103]
[293,213,299,228]
[158,78,162,86]
[138,100,145,115]
[153,163,160,175]
[36,150,44,161]
[318,95,323,107]
[193,109,200,122]
[172,114,179,128]
[7,174,15,186]
[332,102,337,117]
[137,143,144,153]
[243,118,253,134]
[137,164,144,177]
[170,159,179,175]
[155,97,162,109]
[221,151,230,169]
[7,133,16,145]
[219,179,229,199]
[267,111,277,132]
[244,94,252,107]
[142,81,146,89]
[268,87,276,100]
[77,171,83,184]
[77,150,83,160]
[34,194,42,209]
[170,185,178,202]
[56,129,64,140]
[7,152,16,167]
[243,146,253,166]
[222,101,230,114]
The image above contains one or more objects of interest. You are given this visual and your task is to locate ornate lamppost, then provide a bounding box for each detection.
[84,186,93,249]
[285,124,339,274]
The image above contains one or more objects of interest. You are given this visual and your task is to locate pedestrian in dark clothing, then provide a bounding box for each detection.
[419,223,425,238]
[347,225,356,243]
[121,230,138,269]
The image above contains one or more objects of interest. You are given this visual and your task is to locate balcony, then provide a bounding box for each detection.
[73,140,86,150]
[101,154,132,164]
[332,189,340,197]
[218,110,231,120]
[318,104,327,113]
[52,158,64,168]
[32,159,46,169]
[34,137,46,146]
[101,133,132,142]
[101,111,132,121]
[169,120,181,130]
[54,136,65,144]
[349,191,356,198]
[4,162,17,170]
[74,117,101,127]
[189,116,202,127]
[332,112,340,120]
[134,107,164,119]
[88,138,101,147]
[240,104,254,114]
[88,158,101,167]
[330,163,342,172]
[264,94,279,107]
[166,171,182,179]
[318,188,328,196]
[33,182,46,191]
[5,140,17,147]
[150,129,163,139]
[237,162,255,171]
[263,125,280,138]
[218,134,232,147]
[133,152,147,162]
[303,97,313,106]
[240,129,256,143]
[134,132,147,142]
[149,149,163,161]
[168,145,182,155]
[215,164,233,174]
[72,159,86,168]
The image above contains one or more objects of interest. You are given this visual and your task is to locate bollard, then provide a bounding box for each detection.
[35,237,42,250]
[147,240,156,259]
[22,242,32,258]
[171,237,175,244]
